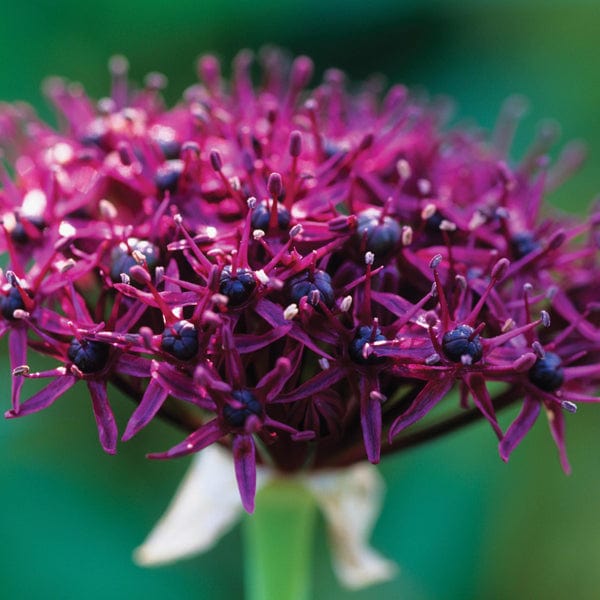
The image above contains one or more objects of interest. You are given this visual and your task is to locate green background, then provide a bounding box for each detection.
[2,1,600,598]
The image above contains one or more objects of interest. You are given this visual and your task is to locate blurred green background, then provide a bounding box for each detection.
[2,1,600,598]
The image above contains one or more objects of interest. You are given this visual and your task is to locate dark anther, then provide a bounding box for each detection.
[425,211,444,232]
[250,200,291,232]
[110,239,159,283]
[219,266,257,307]
[442,324,483,364]
[349,325,387,365]
[510,232,541,259]
[354,209,401,257]
[150,129,181,159]
[10,215,46,245]
[67,338,110,374]
[159,139,181,160]
[1,287,26,321]
[323,140,346,159]
[528,351,564,392]
[80,119,110,150]
[161,320,199,361]
[223,389,263,428]
[286,269,335,308]
[154,159,184,194]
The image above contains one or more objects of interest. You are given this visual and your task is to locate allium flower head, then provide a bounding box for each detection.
[2,50,599,528]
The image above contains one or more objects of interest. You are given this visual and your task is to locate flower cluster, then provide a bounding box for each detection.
[2,51,599,512]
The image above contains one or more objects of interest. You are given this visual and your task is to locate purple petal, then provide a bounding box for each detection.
[464,373,503,440]
[371,290,413,317]
[499,396,541,463]
[559,390,600,403]
[388,378,454,441]
[274,366,346,404]
[235,325,292,354]
[114,296,152,333]
[546,403,571,475]
[552,291,599,341]
[6,375,77,418]
[155,362,211,407]
[254,299,333,359]
[148,420,224,459]
[8,328,27,412]
[258,357,292,401]
[70,285,93,324]
[87,380,118,454]
[360,379,382,464]
[122,378,168,441]
[115,354,152,378]
[233,434,257,513]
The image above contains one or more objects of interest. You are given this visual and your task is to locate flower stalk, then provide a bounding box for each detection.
[244,480,318,600]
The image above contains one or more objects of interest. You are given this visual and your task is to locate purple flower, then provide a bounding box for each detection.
[1,49,599,514]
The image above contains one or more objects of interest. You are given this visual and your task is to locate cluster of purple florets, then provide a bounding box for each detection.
[1,51,599,511]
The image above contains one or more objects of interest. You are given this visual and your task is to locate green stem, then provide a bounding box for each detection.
[243,479,318,600]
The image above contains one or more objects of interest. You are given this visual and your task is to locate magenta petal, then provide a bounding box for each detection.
[148,420,224,459]
[546,403,571,475]
[499,396,541,463]
[8,328,28,412]
[122,378,168,441]
[388,378,454,441]
[233,434,257,513]
[6,375,77,418]
[464,373,503,440]
[87,380,118,454]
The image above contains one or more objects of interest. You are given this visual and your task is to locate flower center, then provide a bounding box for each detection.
[250,200,291,232]
[442,324,483,364]
[528,351,564,391]
[286,269,334,308]
[110,239,159,283]
[510,232,540,259]
[223,390,262,428]
[154,159,184,194]
[0,287,26,321]
[349,326,387,365]
[354,209,401,258]
[161,320,199,361]
[10,215,46,245]
[67,338,110,374]
[219,266,256,308]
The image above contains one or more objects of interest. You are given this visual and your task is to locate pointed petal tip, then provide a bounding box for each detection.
[121,420,140,442]
[146,451,169,460]
[367,451,381,465]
